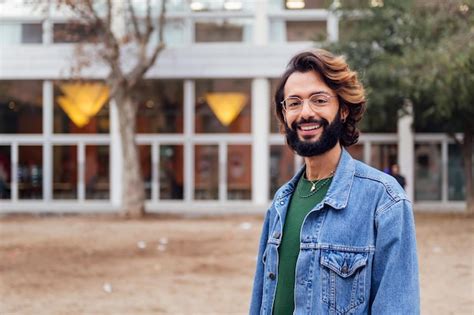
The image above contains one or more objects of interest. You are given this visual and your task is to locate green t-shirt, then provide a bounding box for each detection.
[272,174,332,315]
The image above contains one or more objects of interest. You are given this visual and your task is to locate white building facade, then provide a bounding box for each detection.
[0,0,467,213]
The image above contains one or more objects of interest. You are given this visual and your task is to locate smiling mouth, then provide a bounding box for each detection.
[298,124,322,131]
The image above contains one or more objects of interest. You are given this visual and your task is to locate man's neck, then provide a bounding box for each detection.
[303,144,342,181]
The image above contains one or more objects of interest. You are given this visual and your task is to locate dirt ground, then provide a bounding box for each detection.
[0,213,472,315]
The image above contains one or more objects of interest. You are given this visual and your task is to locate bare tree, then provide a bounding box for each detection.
[54,0,167,218]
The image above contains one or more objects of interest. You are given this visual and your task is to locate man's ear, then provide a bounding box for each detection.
[340,105,349,123]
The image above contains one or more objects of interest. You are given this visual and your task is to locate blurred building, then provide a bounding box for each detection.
[0,0,467,213]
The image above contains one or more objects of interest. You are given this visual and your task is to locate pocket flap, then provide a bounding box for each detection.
[320,249,368,278]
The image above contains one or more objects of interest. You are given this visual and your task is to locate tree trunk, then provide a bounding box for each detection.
[463,129,474,214]
[115,90,145,218]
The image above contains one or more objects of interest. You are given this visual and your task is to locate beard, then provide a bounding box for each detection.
[284,112,344,157]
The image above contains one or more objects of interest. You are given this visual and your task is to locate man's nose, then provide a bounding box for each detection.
[299,99,316,118]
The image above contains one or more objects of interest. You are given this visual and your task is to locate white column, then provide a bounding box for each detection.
[441,139,448,203]
[11,142,18,201]
[42,81,53,201]
[219,141,227,202]
[363,140,372,165]
[252,78,270,205]
[42,18,52,44]
[398,101,414,202]
[110,101,123,208]
[42,2,53,44]
[327,10,340,42]
[151,141,159,201]
[78,142,85,201]
[184,80,195,202]
[253,0,268,45]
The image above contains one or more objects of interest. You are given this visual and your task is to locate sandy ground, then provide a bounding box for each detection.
[0,213,472,315]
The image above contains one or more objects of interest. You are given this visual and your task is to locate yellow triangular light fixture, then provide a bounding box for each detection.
[57,82,109,128]
[205,92,247,126]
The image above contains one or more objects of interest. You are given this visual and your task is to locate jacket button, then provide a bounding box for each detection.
[342,266,349,274]
[272,232,281,239]
[268,272,276,280]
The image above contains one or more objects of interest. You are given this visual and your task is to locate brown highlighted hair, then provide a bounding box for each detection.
[275,49,366,147]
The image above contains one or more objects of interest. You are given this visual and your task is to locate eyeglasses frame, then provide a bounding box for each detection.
[281,94,338,113]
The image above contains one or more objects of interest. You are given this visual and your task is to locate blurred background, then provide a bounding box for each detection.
[0,0,472,314]
[0,0,472,215]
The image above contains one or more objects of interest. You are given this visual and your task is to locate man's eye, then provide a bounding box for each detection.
[287,99,301,107]
[311,97,329,104]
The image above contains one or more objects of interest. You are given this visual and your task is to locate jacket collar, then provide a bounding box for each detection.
[275,147,355,211]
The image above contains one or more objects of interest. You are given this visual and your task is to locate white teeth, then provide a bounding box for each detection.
[300,125,321,131]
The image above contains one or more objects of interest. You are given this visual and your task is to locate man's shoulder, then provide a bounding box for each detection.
[351,159,407,200]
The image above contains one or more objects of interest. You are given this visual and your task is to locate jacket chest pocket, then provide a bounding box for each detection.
[320,249,368,314]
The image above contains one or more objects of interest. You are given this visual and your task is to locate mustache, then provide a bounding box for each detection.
[290,117,329,130]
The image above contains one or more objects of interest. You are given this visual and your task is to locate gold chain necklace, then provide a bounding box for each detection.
[298,171,335,198]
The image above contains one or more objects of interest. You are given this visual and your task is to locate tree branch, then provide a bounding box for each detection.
[144,0,154,42]
[126,0,143,41]
[127,0,166,89]
[82,0,125,84]
[127,42,165,89]
[157,0,166,44]
[105,0,112,30]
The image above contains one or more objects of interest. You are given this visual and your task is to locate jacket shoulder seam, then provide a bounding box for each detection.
[353,162,407,202]
[375,198,411,223]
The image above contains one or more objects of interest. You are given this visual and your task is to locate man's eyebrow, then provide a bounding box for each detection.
[287,91,333,98]
[310,91,333,96]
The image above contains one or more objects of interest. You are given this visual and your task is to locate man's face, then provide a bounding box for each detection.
[282,71,345,157]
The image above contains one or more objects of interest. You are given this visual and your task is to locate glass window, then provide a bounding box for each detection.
[228,145,251,200]
[195,79,251,133]
[269,19,285,42]
[18,146,42,199]
[53,145,78,199]
[166,0,189,11]
[144,19,187,46]
[22,23,43,43]
[54,81,109,134]
[160,145,184,200]
[195,18,253,42]
[286,20,326,42]
[139,145,152,200]
[448,144,465,201]
[135,80,184,133]
[0,80,42,134]
[0,146,11,199]
[270,145,295,198]
[195,145,218,200]
[415,143,442,201]
[85,145,109,199]
[370,143,397,173]
[0,22,42,44]
[53,22,100,43]
[164,19,186,45]
[270,19,327,42]
[346,144,364,162]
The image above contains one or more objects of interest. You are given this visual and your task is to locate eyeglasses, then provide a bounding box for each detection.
[281,94,337,113]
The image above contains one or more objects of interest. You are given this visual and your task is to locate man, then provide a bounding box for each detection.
[250,50,419,314]
[390,163,407,190]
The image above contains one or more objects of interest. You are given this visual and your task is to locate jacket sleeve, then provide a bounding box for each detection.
[370,199,420,314]
[249,210,270,315]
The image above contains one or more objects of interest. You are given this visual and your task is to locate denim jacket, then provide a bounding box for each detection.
[250,149,419,315]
